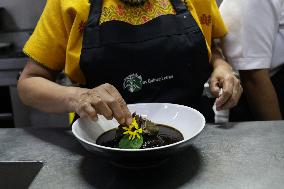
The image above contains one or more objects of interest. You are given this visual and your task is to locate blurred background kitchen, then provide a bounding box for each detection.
[0,0,223,128]
[0,0,69,128]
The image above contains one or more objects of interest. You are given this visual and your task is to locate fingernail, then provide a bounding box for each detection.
[126,118,132,125]
[119,118,125,124]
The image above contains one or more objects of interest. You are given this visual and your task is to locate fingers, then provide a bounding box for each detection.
[215,75,234,109]
[76,100,98,121]
[216,75,243,110]
[103,84,132,125]
[210,78,222,97]
[94,87,125,123]
[75,83,131,125]
[90,94,113,120]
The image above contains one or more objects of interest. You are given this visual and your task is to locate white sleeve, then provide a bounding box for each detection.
[219,0,283,70]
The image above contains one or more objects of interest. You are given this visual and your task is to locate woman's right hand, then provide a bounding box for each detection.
[70,83,132,125]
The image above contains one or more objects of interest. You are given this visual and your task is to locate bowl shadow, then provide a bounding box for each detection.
[79,145,201,189]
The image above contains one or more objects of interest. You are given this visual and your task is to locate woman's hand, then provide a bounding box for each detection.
[70,83,132,125]
[210,58,243,111]
[18,60,132,124]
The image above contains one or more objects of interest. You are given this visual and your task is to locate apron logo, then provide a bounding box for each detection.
[123,73,143,93]
[123,73,174,93]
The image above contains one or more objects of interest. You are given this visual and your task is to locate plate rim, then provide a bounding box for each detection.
[72,103,206,152]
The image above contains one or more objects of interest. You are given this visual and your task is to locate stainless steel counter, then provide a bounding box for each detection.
[0,121,283,188]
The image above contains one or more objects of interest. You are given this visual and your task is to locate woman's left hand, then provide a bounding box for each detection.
[210,58,243,111]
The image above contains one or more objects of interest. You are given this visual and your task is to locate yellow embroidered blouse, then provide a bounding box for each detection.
[23,0,227,84]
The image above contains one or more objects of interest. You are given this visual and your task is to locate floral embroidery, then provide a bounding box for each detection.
[200,14,211,26]
[160,0,168,8]
[100,0,175,25]
[116,4,125,16]
[145,1,154,11]
[78,20,87,33]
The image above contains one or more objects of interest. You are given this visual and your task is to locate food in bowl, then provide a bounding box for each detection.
[96,113,184,149]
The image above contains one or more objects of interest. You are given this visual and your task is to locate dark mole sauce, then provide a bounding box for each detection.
[96,124,184,149]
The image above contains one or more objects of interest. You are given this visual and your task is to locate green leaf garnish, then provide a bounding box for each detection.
[119,135,143,149]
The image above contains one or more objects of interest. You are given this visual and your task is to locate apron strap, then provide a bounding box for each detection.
[87,0,103,28]
[86,0,189,28]
[83,0,102,47]
[170,0,189,15]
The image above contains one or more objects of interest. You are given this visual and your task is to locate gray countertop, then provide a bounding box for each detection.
[1,121,284,189]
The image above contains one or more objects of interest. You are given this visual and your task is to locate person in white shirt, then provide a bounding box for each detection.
[220,0,284,121]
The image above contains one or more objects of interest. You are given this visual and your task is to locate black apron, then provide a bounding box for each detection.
[79,0,212,120]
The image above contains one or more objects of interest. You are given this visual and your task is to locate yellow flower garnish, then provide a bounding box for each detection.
[122,118,143,140]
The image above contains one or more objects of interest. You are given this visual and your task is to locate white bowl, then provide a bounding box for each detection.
[72,103,205,167]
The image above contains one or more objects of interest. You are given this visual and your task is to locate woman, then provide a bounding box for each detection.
[220,0,284,121]
[18,0,242,125]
